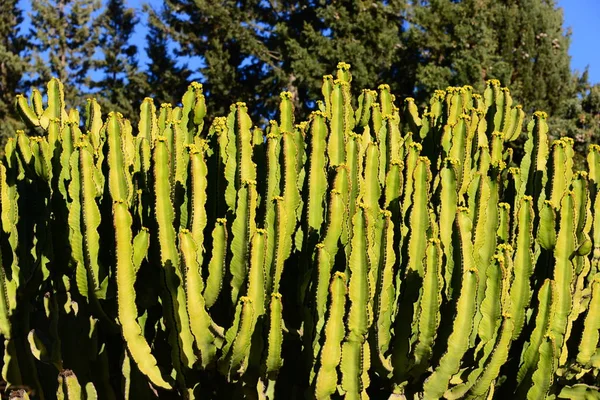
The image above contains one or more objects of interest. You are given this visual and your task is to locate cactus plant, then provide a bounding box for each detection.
[1,63,599,399]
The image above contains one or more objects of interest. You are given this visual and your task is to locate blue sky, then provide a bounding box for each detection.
[559,0,600,84]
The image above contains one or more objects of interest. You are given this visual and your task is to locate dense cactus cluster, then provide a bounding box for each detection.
[2,63,599,399]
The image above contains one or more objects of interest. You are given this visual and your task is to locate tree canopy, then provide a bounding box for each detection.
[0,0,597,151]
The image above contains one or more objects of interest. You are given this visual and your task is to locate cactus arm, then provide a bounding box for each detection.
[192,84,206,131]
[412,238,443,371]
[315,272,347,400]
[346,205,370,339]
[226,103,257,303]
[558,384,600,399]
[306,112,328,235]
[577,276,600,366]
[57,121,75,199]
[363,143,381,218]
[31,136,51,181]
[179,229,216,368]
[31,88,43,118]
[549,140,570,208]
[35,78,64,129]
[203,218,227,308]
[173,122,191,227]
[328,81,347,166]
[488,131,504,170]
[404,97,422,137]
[68,148,88,299]
[79,141,104,295]
[153,137,197,369]
[16,131,33,173]
[386,109,404,168]
[401,142,422,233]
[236,102,257,183]
[497,203,510,243]
[45,78,66,123]
[221,109,238,211]
[340,205,370,399]
[15,94,40,128]
[311,167,348,367]
[271,197,287,295]
[506,106,525,142]
[321,75,334,119]
[132,228,149,275]
[356,89,376,128]
[345,134,360,244]
[282,130,301,241]
[391,156,432,379]
[476,251,504,347]
[370,103,382,143]
[247,230,267,317]
[538,201,557,250]
[265,293,284,376]
[137,98,157,147]
[0,160,18,310]
[588,144,600,184]
[340,339,364,400]
[449,116,468,188]
[363,144,383,298]
[510,196,535,339]
[188,144,208,267]
[439,158,459,298]
[157,102,170,133]
[375,83,392,118]
[384,160,403,213]
[220,297,255,380]
[516,279,555,391]
[526,336,557,400]
[467,317,514,399]
[406,157,431,278]
[85,98,103,153]
[263,126,281,288]
[61,370,82,400]
[230,180,257,303]
[269,132,300,293]
[373,211,396,372]
[106,114,129,202]
[113,201,170,389]
[472,158,498,322]
[0,235,11,338]
[551,191,576,349]
[497,87,510,133]
[179,83,196,135]
[423,209,479,399]
[521,112,550,212]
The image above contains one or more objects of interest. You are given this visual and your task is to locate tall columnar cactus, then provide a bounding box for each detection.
[2,62,600,399]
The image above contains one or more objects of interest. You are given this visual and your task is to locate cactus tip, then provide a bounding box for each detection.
[499,202,510,210]
[333,271,347,281]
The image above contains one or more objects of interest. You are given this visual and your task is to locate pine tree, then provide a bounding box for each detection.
[92,0,143,118]
[409,0,576,116]
[144,12,192,108]
[0,0,28,140]
[29,0,101,108]
[147,0,409,121]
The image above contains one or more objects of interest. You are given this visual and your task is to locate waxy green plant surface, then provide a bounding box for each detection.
[2,63,600,399]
